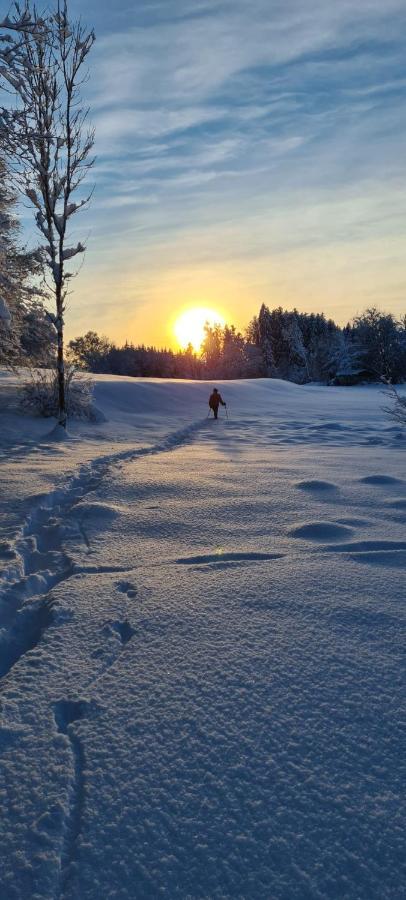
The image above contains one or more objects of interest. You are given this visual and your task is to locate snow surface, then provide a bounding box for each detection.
[0,370,405,899]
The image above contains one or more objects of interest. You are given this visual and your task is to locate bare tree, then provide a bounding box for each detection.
[0,3,45,35]
[0,1,95,426]
[383,380,406,427]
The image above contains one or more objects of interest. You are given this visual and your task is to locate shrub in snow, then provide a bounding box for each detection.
[383,381,406,427]
[21,366,96,421]
[68,330,113,372]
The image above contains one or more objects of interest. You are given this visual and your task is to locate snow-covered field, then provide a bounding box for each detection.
[0,371,405,899]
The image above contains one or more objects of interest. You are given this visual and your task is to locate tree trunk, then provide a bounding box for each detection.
[56,288,66,427]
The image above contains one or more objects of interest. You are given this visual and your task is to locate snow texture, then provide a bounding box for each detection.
[0,371,405,899]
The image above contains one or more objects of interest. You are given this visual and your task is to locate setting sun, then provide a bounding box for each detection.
[173,306,226,352]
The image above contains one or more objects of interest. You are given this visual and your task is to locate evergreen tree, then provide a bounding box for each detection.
[65,305,406,384]
[282,312,309,382]
[328,331,362,380]
[201,323,223,377]
[221,326,246,378]
[257,304,277,376]
[69,331,112,372]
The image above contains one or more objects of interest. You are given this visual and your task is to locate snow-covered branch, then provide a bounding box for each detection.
[0,0,95,425]
[383,381,406,427]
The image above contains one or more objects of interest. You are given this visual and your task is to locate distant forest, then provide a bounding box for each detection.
[68,306,406,385]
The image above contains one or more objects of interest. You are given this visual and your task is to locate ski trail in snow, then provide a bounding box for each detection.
[0,417,205,609]
[0,419,205,885]
[0,417,203,691]
[0,596,54,680]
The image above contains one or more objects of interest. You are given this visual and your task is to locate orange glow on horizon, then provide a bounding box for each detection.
[173,306,226,353]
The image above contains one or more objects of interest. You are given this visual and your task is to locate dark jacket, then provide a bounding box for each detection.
[209,391,225,410]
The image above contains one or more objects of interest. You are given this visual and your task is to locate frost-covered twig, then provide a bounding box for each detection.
[0,3,46,35]
[21,364,96,419]
[382,380,406,427]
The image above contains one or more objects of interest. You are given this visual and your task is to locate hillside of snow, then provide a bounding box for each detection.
[0,372,405,899]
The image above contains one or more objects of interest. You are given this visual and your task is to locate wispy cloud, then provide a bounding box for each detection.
[63,0,406,341]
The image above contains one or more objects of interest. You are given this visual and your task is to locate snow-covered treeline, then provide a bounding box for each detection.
[69,305,406,384]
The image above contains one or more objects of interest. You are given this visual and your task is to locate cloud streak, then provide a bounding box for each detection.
[62,0,406,343]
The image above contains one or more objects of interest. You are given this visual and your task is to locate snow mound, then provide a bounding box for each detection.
[350,551,406,567]
[290,522,353,541]
[336,517,373,527]
[319,540,406,568]
[360,475,403,486]
[321,540,406,553]
[77,501,125,521]
[295,479,339,492]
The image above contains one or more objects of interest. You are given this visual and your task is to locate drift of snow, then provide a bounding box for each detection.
[0,371,405,899]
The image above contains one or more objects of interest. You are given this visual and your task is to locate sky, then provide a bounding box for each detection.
[8,0,406,347]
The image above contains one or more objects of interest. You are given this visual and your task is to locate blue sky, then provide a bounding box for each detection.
[15,1,406,344]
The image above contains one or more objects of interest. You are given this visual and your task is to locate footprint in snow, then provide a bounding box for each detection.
[90,618,135,669]
[54,698,93,734]
[116,580,138,599]
[103,619,135,645]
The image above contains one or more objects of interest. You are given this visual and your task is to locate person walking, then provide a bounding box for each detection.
[208,388,226,419]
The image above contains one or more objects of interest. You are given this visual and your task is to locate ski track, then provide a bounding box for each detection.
[0,416,204,617]
[0,408,404,685]
[1,405,405,898]
[0,417,204,896]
